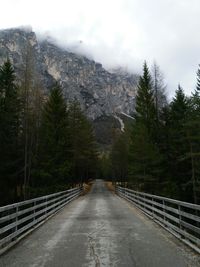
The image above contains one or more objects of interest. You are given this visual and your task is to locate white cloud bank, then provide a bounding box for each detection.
[1,0,200,96]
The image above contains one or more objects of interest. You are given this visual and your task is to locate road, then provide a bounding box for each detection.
[0,180,199,267]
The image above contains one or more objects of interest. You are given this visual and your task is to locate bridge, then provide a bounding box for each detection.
[0,180,200,267]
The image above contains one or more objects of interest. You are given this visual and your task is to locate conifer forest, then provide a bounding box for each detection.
[0,60,200,205]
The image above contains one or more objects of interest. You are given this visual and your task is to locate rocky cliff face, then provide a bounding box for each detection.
[0,28,137,145]
[0,28,137,117]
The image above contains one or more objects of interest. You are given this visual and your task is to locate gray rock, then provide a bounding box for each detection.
[0,28,138,122]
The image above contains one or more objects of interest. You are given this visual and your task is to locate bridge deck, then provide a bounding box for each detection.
[0,180,199,267]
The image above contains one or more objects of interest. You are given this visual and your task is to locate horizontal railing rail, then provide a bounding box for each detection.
[116,186,200,254]
[0,186,83,255]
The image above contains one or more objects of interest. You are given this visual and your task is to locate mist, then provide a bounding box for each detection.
[1,0,200,97]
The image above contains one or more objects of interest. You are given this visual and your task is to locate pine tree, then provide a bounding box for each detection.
[98,153,112,180]
[183,67,200,203]
[135,61,157,139]
[128,123,162,193]
[110,131,129,185]
[128,62,162,193]
[184,118,200,204]
[191,65,200,113]
[0,60,20,204]
[168,85,191,200]
[34,84,70,190]
[68,100,98,184]
[170,85,189,124]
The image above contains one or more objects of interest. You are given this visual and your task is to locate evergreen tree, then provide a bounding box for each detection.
[170,85,189,124]
[128,123,162,193]
[168,85,191,200]
[134,61,157,139]
[191,65,200,113]
[183,67,200,203]
[34,84,70,190]
[68,101,98,184]
[98,153,112,180]
[128,62,162,193]
[157,104,172,192]
[184,118,200,204]
[110,130,129,185]
[0,60,20,204]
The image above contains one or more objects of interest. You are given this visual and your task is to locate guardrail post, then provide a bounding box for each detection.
[117,186,120,195]
[33,200,36,221]
[152,197,154,218]
[162,200,166,224]
[45,196,48,216]
[131,191,135,203]
[143,195,146,211]
[178,204,183,234]
[14,206,19,240]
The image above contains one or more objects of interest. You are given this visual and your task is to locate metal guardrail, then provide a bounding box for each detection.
[116,186,200,253]
[0,186,83,255]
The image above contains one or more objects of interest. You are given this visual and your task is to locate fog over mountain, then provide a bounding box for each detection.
[0,0,200,97]
[0,28,139,145]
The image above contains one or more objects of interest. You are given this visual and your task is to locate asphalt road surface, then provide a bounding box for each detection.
[0,180,199,267]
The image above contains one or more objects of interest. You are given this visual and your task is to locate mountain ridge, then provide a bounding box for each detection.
[0,28,138,146]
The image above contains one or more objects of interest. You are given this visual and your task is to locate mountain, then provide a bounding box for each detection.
[0,28,138,146]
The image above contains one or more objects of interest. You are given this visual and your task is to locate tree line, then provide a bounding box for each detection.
[0,60,97,205]
[110,62,200,204]
[1,57,199,206]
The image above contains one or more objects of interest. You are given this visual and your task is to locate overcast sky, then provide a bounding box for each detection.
[1,0,200,97]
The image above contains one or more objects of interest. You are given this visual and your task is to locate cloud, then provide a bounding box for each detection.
[1,0,200,96]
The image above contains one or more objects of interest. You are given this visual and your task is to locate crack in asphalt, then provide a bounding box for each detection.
[88,235,100,267]
[87,222,106,267]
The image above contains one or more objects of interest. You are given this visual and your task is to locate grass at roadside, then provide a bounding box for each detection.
[105,181,115,192]
[83,180,93,195]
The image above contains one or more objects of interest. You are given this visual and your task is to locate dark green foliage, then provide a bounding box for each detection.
[111,131,129,185]
[0,60,98,205]
[166,86,191,200]
[0,58,200,205]
[128,123,162,193]
[134,61,157,138]
[183,69,200,203]
[32,92,98,191]
[98,153,112,180]
[167,84,200,203]
[127,62,162,193]
[68,101,98,184]
[192,65,200,114]
[0,60,21,204]
[169,85,189,125]
[33,84,70,188]
[111,62,200,204]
